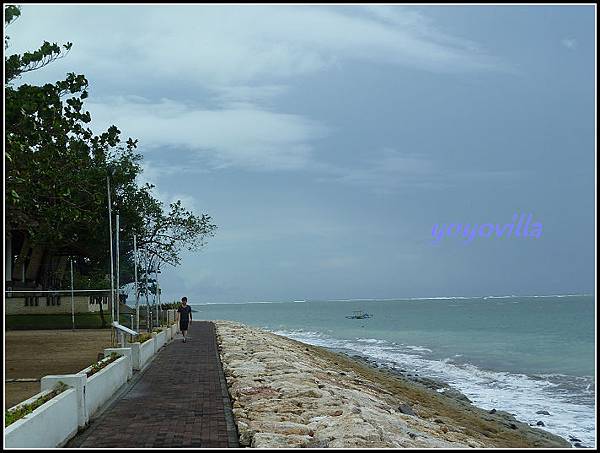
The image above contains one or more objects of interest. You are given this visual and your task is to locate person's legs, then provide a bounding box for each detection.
[180,321,189,342]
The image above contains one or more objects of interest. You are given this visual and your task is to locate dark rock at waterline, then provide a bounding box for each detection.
[489,409,497,414]
[574,443,586,448]
[441,388,472,403]
[410,376,447,390]
[398,404,416,416]
[536,421,545,427]
[536,410,551,416]
[570,436,582,442]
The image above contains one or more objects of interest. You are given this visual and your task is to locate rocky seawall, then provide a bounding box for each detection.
[215,321,571,448]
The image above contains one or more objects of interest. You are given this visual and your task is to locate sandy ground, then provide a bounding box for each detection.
[5,329,114,409]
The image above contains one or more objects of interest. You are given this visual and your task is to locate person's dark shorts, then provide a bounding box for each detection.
[180,320,189,331]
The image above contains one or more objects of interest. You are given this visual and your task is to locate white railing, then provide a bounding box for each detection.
[5,323,176,447]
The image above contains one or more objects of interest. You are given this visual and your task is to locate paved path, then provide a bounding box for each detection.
[69,322,239,448]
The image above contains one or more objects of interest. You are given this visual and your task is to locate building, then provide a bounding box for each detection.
[5,230,111,315]
[4,292,110,316]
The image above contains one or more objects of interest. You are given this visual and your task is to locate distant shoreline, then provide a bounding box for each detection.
[189,293,593,306]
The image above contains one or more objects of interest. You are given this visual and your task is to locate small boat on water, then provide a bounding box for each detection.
[345,310,373,319]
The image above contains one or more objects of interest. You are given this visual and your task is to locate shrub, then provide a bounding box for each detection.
[137,333,153,344]
[86,352,120,377]
[5,382,68,427]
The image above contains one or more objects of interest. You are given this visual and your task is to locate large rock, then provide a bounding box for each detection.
[214,321,571,449]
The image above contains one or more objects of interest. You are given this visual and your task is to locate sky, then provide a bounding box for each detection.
[7,4,596,303]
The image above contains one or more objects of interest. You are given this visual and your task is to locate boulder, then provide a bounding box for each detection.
[398,404,416,417]
[251,432,313,448]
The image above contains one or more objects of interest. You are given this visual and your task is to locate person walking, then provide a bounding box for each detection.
[176,296,192,342]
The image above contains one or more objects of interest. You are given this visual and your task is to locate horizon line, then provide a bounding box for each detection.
[183,292,594,305]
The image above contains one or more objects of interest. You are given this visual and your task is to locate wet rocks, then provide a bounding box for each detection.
[440,388,472,403]
[536,410,551,416]
[214,321,572,449]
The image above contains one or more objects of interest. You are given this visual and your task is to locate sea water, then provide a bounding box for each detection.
[191,295,596,446]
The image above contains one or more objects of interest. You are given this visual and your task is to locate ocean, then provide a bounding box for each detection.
[191,295,596,447]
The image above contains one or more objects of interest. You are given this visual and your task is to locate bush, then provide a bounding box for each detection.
[160,302,181,310]
[86,352,120,377]
[137,333,153,344]
[5,382,68,427]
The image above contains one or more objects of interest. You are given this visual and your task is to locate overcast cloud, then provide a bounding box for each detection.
[8,5,595,302]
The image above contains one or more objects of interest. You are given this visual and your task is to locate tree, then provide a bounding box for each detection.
[5,6,217,293]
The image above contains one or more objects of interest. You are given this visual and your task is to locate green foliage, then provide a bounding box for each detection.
[137,333,153,344]
[5,313,110,330]
[87,352,120,377]
[5,382,68,427]
[4,6,217,290]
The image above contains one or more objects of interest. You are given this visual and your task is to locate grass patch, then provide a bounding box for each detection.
[5,382,68,427]
[5,314,134,330]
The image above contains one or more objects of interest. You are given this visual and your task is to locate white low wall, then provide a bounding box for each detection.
[104,348,133,379]
[140,338,155,368]
[7,327,179,447]
[41,374,87,427]
[5,387,78,448]
[153,330,166,352]
[83,356,130,418]
[130,338,155,371]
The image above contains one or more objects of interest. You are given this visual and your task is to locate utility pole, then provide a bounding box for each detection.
[134,234,139,332]
[145,250,150,331]
[116,214,120,326]
[107,176,115,326]
[154,267,160,326]
[155,266,160,327]
[70,256,75,331]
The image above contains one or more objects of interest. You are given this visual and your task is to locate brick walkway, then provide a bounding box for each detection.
[70,321,239,448]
